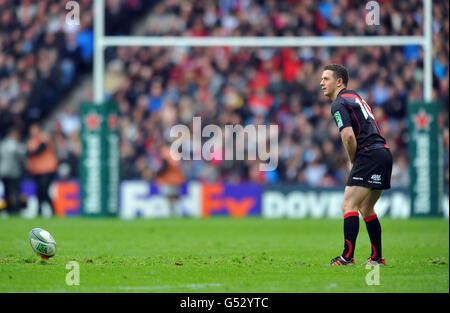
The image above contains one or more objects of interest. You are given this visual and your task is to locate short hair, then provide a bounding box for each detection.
[324,64,349,86]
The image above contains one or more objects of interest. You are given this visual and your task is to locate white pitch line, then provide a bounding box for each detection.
[7,283,223,293]
[117,283,222,291]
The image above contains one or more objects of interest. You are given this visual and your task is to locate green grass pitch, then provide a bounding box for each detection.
[0,217,448,293]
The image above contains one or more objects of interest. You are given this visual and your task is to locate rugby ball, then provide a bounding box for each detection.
[28,228,56,259]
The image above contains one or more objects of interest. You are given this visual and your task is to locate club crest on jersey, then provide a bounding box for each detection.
[334,111,343,128]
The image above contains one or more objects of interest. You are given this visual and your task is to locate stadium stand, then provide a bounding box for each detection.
[0,0,153,127]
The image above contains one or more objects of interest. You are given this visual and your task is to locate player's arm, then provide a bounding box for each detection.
[331,101,356,168]
[340,126,357,167]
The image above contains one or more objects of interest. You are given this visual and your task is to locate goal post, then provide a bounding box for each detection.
[84,0,443,217]
[93,0,433,104]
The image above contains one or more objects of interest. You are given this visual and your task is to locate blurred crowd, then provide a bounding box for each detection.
[0,0,152,131]
[104,44,449,188]
[0,0,154,214]
[144,0,431,37]
[0,0,449,190]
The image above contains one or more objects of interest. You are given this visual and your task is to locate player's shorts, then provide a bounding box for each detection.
[346,148,393,190]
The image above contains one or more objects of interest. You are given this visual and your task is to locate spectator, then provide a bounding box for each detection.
[0,128,26,215]
[26,124,58,216]
[156,141,186,217]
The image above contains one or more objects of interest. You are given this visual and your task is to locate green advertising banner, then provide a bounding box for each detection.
[80,101,120,216]
[408,101,445,217]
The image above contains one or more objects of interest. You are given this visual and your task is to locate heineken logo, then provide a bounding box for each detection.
[83,134,102,213]
[108,114,119,130]
[438,115,444,128]
[409,102,443,217]
[413,109,432,131]
[85,112,102,131]
[80,102,121,217]
[413,132,431,214]
[333,111,343,128]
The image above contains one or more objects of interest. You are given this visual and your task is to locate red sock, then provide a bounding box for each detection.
[342,212,359,260]
[364,214,382,260]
